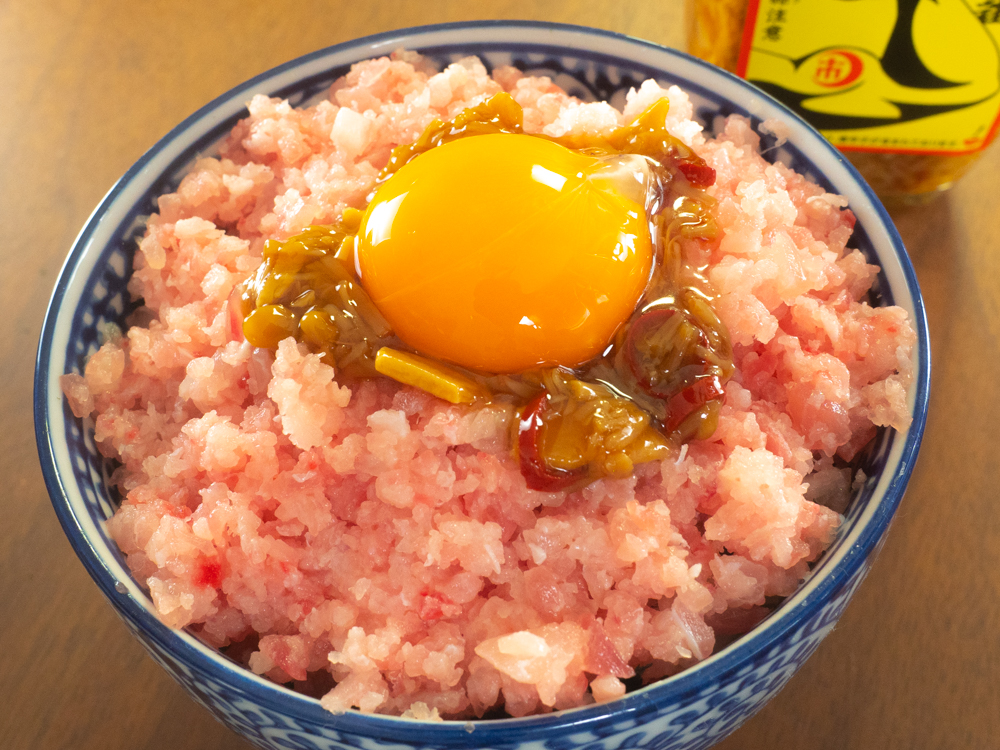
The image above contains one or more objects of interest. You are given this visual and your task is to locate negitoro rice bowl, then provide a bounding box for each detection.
[36,22,929,750]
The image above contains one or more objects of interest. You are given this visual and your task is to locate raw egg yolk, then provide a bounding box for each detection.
[357,133,653,374]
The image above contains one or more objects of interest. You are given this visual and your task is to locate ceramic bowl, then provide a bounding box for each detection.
[35,20,930,750]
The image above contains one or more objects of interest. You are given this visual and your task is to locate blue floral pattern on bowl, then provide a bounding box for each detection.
[35,21,929,750]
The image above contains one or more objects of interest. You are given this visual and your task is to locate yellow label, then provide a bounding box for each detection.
[738,0,1000,154]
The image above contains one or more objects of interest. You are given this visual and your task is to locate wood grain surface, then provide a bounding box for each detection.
[3,1,996,748]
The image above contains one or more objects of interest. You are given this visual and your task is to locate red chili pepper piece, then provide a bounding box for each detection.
[517,392,586,492]
[681,374,724,405]
[677,160,717,188]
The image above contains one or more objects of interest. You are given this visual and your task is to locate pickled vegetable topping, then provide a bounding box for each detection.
[623,290,734,441]
[376,91,524,188]
[374,348,488,405]
[238,91,733,490]
[517,371,671,492]
[240,214,392,378]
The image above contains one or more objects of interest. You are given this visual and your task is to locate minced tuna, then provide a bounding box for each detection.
[61,51,915,719]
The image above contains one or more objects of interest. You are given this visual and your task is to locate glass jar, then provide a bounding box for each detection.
[686,0,1000,204]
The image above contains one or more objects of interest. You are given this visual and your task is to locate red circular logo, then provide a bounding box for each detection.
[812,50,864,88]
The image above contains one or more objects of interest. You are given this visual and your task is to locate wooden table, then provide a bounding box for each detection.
[3,1,996,748]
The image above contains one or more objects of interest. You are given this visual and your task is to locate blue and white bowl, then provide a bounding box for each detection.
[35,21,930,750]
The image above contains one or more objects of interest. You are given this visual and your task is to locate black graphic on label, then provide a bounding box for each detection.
[744,0,1000,132]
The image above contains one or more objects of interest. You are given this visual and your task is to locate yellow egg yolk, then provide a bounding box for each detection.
[357,133,654,374]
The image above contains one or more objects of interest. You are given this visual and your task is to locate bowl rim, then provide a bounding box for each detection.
[34,19,930,741]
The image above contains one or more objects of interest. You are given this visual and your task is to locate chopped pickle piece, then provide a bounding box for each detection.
[375,348,489,405]
[243,304,298,349]
[670,398,723,444]
[298,308,339,348]
[376,92,524,188]
[626,290,733,403]
[670,195,717,239]
[241,217,393,376]
[517,370,672,491]
[339,207,362,233]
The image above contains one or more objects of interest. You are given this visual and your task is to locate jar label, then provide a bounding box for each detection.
[737,0,1000,154]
